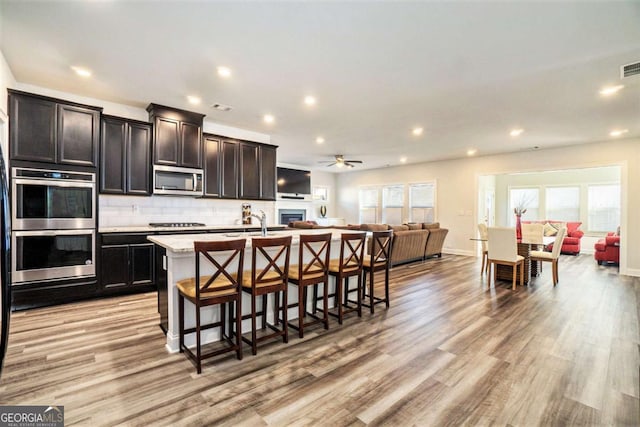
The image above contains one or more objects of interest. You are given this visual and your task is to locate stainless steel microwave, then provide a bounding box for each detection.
[153,165,203,197]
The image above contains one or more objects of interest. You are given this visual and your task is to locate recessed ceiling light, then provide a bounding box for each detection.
[263,114,275,124]
[304,96,317,106]
[316,137,325,144]
[467,149,477,156]
[510,128,524,137]
[187,95,201,105]
[610,129,629,137]
[400,156,407,163]
[217,66,232,78]
[412,127,423,136]
[71,66,91,77]
[599,85,624,96]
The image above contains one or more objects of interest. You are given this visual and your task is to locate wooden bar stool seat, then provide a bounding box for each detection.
[286,233,332,338]
[322,232,366,325]
[177,239,245,374]
[241,235,292,355]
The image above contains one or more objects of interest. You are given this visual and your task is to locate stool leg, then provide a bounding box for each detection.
[337,277,344,325]
[369,268,375,314]
[251,294,257,356]
[384,266,390,308]
[235,297,243,360]
[298,285,304,338]
[323,281,329,330]
[261,294,267,330]
[357,274,362,317]
[312,284,318,315]
[282,288,289,344]
[220,303,226,341]
[195,303,202,374]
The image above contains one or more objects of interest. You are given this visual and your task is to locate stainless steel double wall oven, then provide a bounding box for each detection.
[11,167,96,283]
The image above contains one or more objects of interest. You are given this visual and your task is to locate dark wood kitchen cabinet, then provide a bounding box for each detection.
[100,115,151,195]
[9,90,101,167]
[239,142,261,199]
[147,104,204,168]
[220,138,239,198]
[100,234,155,290]
[203,134,221,197]
[260,144,277,200]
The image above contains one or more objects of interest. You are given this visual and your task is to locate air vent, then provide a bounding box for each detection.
[621,61,640,79]
[211,103,232,112]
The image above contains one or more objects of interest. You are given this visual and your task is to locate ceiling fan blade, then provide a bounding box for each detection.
[325,162,337,167]
[344,160,363,164]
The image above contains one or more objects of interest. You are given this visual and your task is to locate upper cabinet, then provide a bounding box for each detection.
[203,133,276,201]
[9,90,101,167]
[147,104,204,168]
[100,115,152,195]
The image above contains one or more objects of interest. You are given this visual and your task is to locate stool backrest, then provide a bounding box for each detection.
[369,230,393,266]
[337,232,367,274]
[297,233,332,278]
[249,235,292,289]
[194,239,246,299]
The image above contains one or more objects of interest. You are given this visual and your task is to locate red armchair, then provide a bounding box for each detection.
[523,221,584,255]
[594,233,620,265]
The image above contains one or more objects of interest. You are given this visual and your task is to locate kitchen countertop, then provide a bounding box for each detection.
[148,228,361,253]
[99,224,287,233]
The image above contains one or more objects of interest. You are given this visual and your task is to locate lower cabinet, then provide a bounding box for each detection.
[100,233,155,290]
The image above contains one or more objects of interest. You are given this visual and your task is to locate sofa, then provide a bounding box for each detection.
[522,220,584,254]
[594,232,620,265]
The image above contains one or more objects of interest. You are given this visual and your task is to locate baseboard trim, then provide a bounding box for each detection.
[621,268,640,277]
[443,249,475,257]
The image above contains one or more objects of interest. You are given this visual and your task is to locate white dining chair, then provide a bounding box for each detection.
[487,227,524,290]
[530,227,566,286]
[477,223,489,275]
[521,223,544,245]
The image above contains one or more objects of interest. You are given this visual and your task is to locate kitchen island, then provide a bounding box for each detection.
[148,228,361,353]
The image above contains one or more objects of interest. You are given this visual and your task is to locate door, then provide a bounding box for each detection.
[100,117,127,194]
[9,93,57,163]
[127,122,151,195]
[220,139,238,198]
[203,135,221,197]
[240,142,260,199]
[260,145,277,200]
[101,245,129,288]
[154,117,179,165]
[130,244,154,286]
[180,122,202,168]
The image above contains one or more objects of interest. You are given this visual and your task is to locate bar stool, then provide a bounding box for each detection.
[177,239,245,374]
[325,232,366,324]
[287,233,332,338]
[241,235,292,355]
[478,223,489,275]
[361,230,393,314]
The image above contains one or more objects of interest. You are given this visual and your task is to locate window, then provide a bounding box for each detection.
[545,186,580,221]
[588,184,620,232]
[409,182,435,223]
[509,188,539,225]
[382,185,404,224]
[359,187,379,224]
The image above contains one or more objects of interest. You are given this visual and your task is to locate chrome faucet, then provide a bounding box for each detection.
[251,210,267,236]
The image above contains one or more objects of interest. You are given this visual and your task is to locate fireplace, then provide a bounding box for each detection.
[279,209,306,225]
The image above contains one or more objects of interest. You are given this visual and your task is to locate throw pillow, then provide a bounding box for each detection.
[551,222,566,233]
[405,223,422,230]
[543,222,557,236]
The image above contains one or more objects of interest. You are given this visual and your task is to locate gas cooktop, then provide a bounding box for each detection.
[149,222,206,228]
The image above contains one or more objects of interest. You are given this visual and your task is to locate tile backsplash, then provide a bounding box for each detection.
[99,195,277,227]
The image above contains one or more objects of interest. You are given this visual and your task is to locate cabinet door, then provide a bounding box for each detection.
[240,142,261,199]
[180,122,202,168]
[101,245,130,288]
[203,135,221,197]
[220,139,239,198]
[260,145,277,200]
[57,104,100,167]
[154,117,179,165]
[100,117,127,194]
[130,243,154,286]
[9,94,57,163]
[127,122,152,195]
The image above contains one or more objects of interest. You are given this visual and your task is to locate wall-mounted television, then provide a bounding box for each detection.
[277,167,311,196]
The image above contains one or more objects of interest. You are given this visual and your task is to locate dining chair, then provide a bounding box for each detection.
[477,223,489,275]
[177,239,245,374]
[286,232,332,338]
[487,227,524,290]
[530,227,566,286]
[241,235,292,355]
[521,223,544,244]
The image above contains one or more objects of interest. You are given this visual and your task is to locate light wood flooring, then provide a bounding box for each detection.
[1,254,638,426]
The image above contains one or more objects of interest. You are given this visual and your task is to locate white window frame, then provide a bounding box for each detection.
[587,183,621,233]
[409,181,436,223]
[382,184,404,224]
[508,187,540,225]
[359,186,380,224]
[545,185,580,222]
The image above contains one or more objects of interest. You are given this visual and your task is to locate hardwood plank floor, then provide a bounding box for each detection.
[1,254,638,426]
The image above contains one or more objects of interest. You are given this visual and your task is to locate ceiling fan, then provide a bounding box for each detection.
[319,154,363,168]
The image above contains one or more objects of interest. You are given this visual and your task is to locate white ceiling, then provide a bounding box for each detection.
[1,1,639,171]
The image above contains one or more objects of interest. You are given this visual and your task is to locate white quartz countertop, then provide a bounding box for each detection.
[148,228,363,253]
[99,224,286,233]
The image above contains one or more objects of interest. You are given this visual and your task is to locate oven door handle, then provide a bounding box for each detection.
[13,229,95,237]
[13,178,95,188]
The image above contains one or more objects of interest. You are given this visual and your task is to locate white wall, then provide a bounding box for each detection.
[335,138,640,276]
[0,50,16,169]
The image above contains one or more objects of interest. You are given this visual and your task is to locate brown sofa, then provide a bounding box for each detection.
[288,221,448,266]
